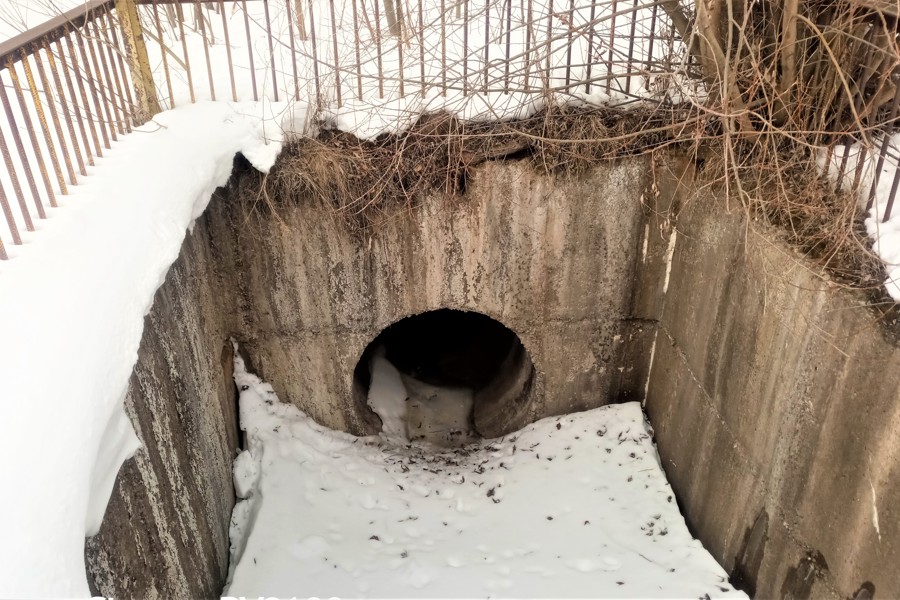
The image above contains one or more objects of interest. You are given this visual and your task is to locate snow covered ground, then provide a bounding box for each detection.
[819,139,900,300]
[226,347,747,598]
[0,100,282,598]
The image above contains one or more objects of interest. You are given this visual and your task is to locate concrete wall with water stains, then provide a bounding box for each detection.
[209,158,660,438]
[84,217,240,599]
[644,163,900,599]
[84,152,900,599]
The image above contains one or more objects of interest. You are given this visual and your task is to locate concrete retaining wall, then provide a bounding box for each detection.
[85,151,900,599]
[644,164,900,599]
[84,218,240,599]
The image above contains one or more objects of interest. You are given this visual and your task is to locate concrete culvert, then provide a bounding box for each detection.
[352,309,535,445]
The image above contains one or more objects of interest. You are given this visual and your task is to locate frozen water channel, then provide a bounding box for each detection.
[225,345,746,599]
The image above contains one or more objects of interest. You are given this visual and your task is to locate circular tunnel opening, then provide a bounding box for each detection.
[352,309,536,445]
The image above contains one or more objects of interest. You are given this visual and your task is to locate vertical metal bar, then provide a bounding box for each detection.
[504,0,511,93]
[646,0,658,71]
[218,2,237,102]
[483,0,490,94]
[836,139,853,191]
[283,0,300,100]
[85,19,119,141]
[66,29,103,158]
[868,87,900,210]
[151,0,175,108]
[606,0,617,95]
[624,0,639,95]
[175,3,196,103]
[7,58,56,209]
[74,23,110,149]
[396,0,405,98]
[564,0,574,89]
[99,14,132,133]
[0,125,33,233]
[195,1,217,100]
[545,0,552,91]
[375,0,384,98]
[463,0,469,96]
[48,39,86,176]
[0,179,21,249]
[240,0,258,101]
[585,0,596,93]
[21,48,68,194]
[329,0,343,106]
[308,0,321,104]
[107,9,137,128]
[17,52,68,197]
[91,18,124,137]
[32,44,77,186]
[263,0,279,100]
[352,0,363,100]
[885,162,900,222]
[524,0,532,91]
[419,0,425,95]
[440,0,446,95]
[821,144,834,182]
[852,144,868,195]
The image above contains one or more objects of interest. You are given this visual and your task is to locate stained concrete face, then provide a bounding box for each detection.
[210,158,654,437]
[84,218,240,599]
[86,151,900,599]
[644,165,900,599]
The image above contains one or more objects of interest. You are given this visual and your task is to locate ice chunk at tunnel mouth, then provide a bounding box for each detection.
[366,346,478,447]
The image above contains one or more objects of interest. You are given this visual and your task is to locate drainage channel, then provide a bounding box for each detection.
[222,330,746,598]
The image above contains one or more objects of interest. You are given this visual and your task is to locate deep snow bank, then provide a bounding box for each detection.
[0,101,281,597]
[225,347,746,598]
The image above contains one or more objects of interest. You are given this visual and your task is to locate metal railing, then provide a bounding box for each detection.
[0,0,138,260]
[0,0,693,260]
[3,0,898,263]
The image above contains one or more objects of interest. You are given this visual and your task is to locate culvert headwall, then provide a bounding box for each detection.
[212,157,659,437]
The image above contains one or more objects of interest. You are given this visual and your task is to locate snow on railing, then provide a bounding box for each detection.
[0,0,697,260]
[0,0,137,260]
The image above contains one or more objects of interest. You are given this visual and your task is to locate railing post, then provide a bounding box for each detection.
[114,0,161,124]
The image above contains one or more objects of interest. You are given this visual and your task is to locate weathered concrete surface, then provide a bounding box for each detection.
[84,217,240,599]
[211,158,655,437]
[87,150,900,599]
[645,168,900,599]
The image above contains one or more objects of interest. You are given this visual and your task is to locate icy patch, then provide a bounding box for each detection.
[367,348,410,441]
[225,347,746,598]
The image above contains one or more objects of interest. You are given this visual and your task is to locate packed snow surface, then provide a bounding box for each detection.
[0,101,282,598]
[226,349,746,598]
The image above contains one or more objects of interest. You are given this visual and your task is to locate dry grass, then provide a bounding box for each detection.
[225,0,900,302]
[230,104,704,232]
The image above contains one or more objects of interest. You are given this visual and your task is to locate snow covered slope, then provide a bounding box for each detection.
[226,347,746,599]
[0,101,282,598]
